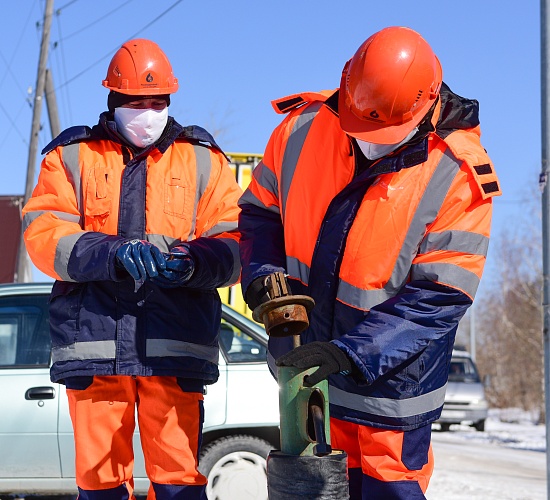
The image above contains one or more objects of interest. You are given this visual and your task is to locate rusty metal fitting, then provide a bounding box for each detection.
[252,272,315,337]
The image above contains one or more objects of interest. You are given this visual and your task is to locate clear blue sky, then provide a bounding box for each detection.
[0,0,539,287]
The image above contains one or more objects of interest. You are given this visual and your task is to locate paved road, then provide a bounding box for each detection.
[426,432,546,499]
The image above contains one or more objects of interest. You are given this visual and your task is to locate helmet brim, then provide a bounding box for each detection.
[338,87,432,145]
[338,63,441,145]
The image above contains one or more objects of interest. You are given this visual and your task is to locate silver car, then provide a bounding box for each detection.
[0,282,279,500]
[437,348,489,432]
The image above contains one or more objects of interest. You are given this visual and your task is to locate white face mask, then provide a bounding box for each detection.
[356,127,419,160]
[114,107,168,148]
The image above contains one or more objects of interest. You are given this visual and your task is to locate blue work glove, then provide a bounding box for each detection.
[276,341,352,386]
[151,246,195,288]
[115,239,166,281]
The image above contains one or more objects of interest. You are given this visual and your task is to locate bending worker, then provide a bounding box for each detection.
[239,26,500,499]
[23,39,241,499]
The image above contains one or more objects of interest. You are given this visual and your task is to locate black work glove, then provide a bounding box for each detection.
[115,239,166,280]
[151,246,195,288]
[244,275,272,310]
[276,341,353,386]
[245,274,292,310]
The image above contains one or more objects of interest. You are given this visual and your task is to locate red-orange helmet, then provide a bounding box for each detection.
[102,39,179,95]
[339,26,442,144]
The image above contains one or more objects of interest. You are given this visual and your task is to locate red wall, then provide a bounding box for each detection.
[0,196,24,283]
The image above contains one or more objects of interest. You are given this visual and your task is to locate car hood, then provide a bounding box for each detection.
[445,381,486,402]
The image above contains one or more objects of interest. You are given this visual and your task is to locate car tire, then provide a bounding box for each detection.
[474,419,486,432]
[199,434,272,500]
[439,423,451,432]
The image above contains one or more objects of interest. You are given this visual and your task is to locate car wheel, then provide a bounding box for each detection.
[439,423,451,432]
[473,419,486,432]
[199,434,272,500]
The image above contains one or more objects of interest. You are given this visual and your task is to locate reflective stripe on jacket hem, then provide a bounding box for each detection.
[328,384,447,418]
[52,339,219,364]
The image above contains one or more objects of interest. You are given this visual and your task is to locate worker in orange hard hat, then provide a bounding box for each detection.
[23,38,242,499]
[239,26,500,499]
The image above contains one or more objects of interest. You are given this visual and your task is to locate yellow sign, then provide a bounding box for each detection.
[220,153,263,319]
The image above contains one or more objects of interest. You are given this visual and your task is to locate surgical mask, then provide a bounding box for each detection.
[114,106,168,148]
[356,127,419,160]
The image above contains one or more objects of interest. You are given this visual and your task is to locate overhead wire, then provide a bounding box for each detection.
[0,0,38,93]
[56,0,80,9]
[53,8,73,125]
[0,0,39,154]
[56,0,134,42]
[0,101,30,149]
[54,0,185,91]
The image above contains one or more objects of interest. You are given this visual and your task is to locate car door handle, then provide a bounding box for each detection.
[25,386,56,400]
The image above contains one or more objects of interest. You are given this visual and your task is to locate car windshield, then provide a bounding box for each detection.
[219,320,268,363]
[448,357,481,383]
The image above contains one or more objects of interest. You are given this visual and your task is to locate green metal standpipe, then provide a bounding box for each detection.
[266,364,349,499]
[278,366,331,456]
[252,272,349,498]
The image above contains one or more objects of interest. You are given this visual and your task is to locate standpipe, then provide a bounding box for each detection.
[252,272,349,499]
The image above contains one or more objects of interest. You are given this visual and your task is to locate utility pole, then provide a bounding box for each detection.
[45,68,61,138]
[15,0,55,282]
[539,0,550,497]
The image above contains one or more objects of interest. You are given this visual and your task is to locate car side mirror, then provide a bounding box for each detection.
[483,374,491,388]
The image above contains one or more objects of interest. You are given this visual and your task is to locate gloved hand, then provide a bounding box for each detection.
[276,341,353,386]
[151,246,195,288]
[115,239,166,281]
[245,274,292,310]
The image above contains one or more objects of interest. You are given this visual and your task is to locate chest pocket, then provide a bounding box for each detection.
[164,175,188,218]
[85,163,112,218]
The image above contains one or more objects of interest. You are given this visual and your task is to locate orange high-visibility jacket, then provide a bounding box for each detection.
[23,115,242,385]
[239,84,500,429]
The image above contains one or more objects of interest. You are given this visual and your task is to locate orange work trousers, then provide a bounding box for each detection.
[330,418,434,499]
[66,375,206,499]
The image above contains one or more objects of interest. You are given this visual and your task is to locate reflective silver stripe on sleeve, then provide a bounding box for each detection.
[239,189,280,214]
[202,221,238,238]
[190,145,213,240]
[214,237,241,286]
[54,231,86,282]
[337,281,394,311]
[253,161,279,198]
[411,262,481,298]
[62,143,82,218]
[328,383,447,418]
[23,210,80,233]
[52,340,116,362]
[280,103,322,218]
[286,255,310,285]
[337,150,462,310]
[419,230,489,256]
[146,339,219,363]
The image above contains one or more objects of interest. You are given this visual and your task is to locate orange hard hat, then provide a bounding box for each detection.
[339,26,442,144]
[102,39,179,95]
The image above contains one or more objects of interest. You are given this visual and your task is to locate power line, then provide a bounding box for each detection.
[54,0,184,91]
[125,0,184,41]
[0,100,30,147]
[0,0,39,95]
[56,0,79,10]
[55,0,133,42]
[53,10,73,125]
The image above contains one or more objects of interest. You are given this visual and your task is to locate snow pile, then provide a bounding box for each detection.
[428,409,546,499]
[436,408,546,453]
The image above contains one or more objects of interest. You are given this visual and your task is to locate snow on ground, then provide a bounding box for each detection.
[436,408,546,452]
[427,408,546,499]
